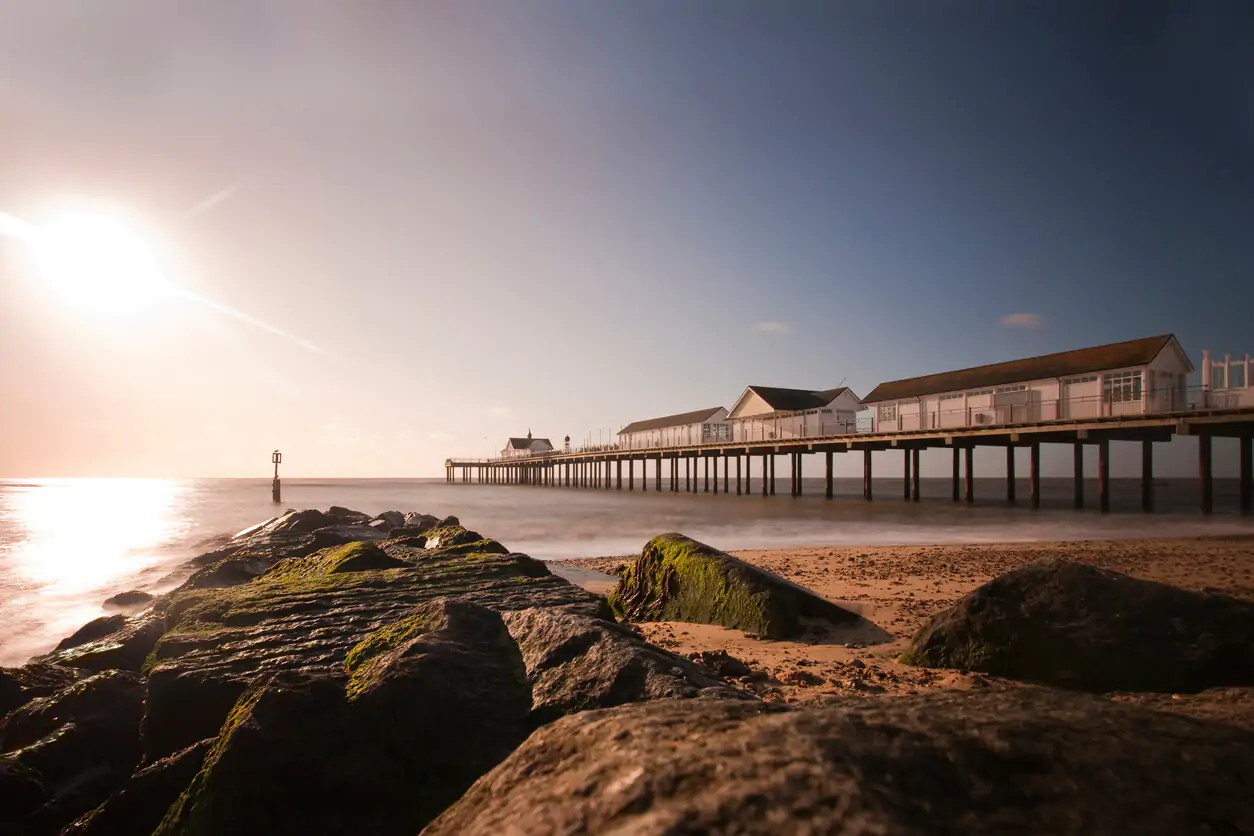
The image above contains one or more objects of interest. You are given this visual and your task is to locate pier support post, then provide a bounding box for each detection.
[796,453,803,496]
[1199,434,1213,515]
[951,447,960,502]
[911,449,920,502]
[642,458,648,492]
[737,455,743,495]
[1006,446,1016,505]
[628,459,634,491]
[745,455,752,495]
[723,455,729,493]
[1241,437,1253,516]
[616,460,622,490]
[769,454,776,495]
[685,457,690,492]
[903,449,911,501]
[656,457,662,492]
[713,457,719,494]
[863,450,873,501]
[1097,439,1110,514]
[1030,443,1041,509]
[1073,444,1085,509]
[704,456,710,493]
[1141,441,1154,512]
[762,455,769,496]
[964,446,975,504]
[825,451,833,499]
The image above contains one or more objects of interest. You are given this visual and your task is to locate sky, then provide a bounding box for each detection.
[1,0,1252,478]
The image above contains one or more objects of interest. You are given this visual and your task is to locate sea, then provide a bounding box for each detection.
[2,476,1252,665]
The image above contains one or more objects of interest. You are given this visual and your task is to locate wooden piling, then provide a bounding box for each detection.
[1199,434,1213,515]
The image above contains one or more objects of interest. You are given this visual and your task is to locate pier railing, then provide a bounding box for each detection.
[447,384,1253,465]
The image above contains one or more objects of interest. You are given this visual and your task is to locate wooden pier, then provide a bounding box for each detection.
[446,407,1254,515]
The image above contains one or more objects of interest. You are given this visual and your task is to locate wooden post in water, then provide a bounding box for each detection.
[911,449,921,502]
[951,447,960,502]
[1030,442,1041,509]
[1006,446,1016,505]
[769,454,776,495]
[272,450,282,502]
[737,455,743,495]
[655,457,662,492]
[1241,437,1253,516]
[762,454,769,496]
[1098,439,1110,514]
[1141,441,1153,512]
[1073,443,1085,509]
[795,453,803,496]
[825,451,833,499]
[863,449,873,501]
[723,455,729,494]
[964,446,975,504]
[1199,434,1213,515]
[903,449,911,501]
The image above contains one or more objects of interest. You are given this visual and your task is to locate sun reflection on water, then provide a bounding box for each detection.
[6,478,183,594]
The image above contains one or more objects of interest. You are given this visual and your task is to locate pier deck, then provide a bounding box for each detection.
[445,407,1254,515]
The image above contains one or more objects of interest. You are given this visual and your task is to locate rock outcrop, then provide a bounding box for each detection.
[901,559,1254,693]
[609,533,857,639]
[504,605,749,725]
[64,740,212,836]
[0,663,81,717]
[153,599,532,836]
[425,687,1254,835]
[103,590,155,611]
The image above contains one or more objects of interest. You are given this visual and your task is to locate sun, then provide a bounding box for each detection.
[30,208,170,313]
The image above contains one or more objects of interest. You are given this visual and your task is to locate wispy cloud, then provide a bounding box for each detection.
[187,183,242,217]
[1000,312,1044,329]
[753,321,794,335]
[484,406,511,417]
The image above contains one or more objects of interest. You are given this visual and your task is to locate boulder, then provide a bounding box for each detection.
[54,615,127,652]
[0,664,81,717]
[262,541,410,582]
[372,510,407,529]
[142,549,605,758]
[425,688,1254,835]
[103,590,154,611]
[609,533,857,639]
[901,560,1254,693]
[155,599,532,835]
[504,605,749,725]
[403,512,439,530]
[63,739,213,836]
[0,671,145,835]
[40,616,166,673]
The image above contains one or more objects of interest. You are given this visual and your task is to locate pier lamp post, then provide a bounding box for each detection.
[271,449,282,503]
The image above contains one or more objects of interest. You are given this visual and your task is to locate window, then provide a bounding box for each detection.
[1231,365,1247,389]
[878,403,897,422]
[966,389,993,397]
[1212,365,1228,390]
[1063,375,1097,385]
[939,392,963,401]
[1103,370,1143,403]
[701,423,731,442]
[994,384,1027,394]
[820,408,833,414]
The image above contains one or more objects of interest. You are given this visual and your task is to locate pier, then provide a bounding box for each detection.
[446,407,1254,515]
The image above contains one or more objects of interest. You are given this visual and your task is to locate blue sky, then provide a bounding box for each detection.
[0,1,1251,477]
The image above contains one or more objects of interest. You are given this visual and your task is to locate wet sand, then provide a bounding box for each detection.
[554,534,1254,728]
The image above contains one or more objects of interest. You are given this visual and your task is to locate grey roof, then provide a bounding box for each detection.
[505,437,552,449]
[618,407,725,436]
[863,334,1183,403]
[744,386,851,412]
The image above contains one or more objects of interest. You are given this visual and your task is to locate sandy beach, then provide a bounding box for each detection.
[555,534,1254,727]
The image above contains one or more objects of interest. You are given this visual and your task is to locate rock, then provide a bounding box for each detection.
[435,514,460,528]
[103,590,154,611]
[54,615,127,652]
[63,739,213,835]
[503,606,748,725]
[155,599,532,835]
[40,616,166,673]
[0,671,145,835]
[403,512,439,530]
[372,510,407,529]
[326,505,371,524]
[262,541,410,581]
[142,549,605,758]
[425,688,1254,835]
[0,664,81,717]
[901,560,1254,693]
[609,533,857,639]
[0,757,45,825]
[689,650,753,679]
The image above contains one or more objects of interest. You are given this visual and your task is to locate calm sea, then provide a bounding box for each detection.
[2,476,1251,665]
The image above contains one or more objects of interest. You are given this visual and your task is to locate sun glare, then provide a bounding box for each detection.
[31,208,170,314]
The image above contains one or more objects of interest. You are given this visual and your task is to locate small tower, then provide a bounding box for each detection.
[564,434,571,454]
[527,429,532,441]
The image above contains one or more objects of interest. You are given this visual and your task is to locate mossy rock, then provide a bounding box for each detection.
[262,541,408,583]
[901,559,1254,693]
[609,533,856,639]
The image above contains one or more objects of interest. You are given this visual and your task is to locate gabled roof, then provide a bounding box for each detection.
[738,386,852,413]
[505,437,552,449]
[863,334,1188,403]
[617,407,726,436]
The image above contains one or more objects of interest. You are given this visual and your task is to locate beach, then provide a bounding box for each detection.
[556,533,1254,727]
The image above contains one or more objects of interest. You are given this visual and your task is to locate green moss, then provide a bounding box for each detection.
[343,612,435,699]
[264,541,405,583]
[154,682,267,836]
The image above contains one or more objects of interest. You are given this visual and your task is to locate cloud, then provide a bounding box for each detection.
[484,406,511,417]
[187,183,243,217]
[753,321,794,335]
[999,312,1044,329]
